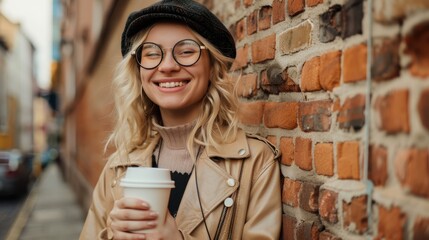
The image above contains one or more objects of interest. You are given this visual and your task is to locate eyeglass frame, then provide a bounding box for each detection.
[131,39,207,70]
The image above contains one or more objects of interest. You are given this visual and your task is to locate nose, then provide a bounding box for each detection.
[158,51,180,72]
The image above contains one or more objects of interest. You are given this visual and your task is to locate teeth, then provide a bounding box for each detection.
[159,81,185,88]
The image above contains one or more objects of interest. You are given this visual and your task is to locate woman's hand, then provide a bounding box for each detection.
[145,213,183,240]
[110,197,158,239]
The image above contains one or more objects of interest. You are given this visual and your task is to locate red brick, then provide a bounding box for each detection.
[307,0,323,7]
[231,44,249,70]
[376,205,406,240]
[282,178,302,207]
[259,6,272,31]
[395,148,429,198]
[369,145,388,186]
[295,137,312,171]
[315,142,334,176]
[266,135,277,146]
[299,182,320,213]
[405,18,429,78]
[343,43,367,83]
[418,88,429,131]
[319,231,342,240]
[343,195,368,234]
[413,217,429,240]
[263,101,298,129]
[247,10,258,35]
[280,137,294,166]
[251,34,276,63]
[298,100,332,132]
[375,89,410,134]
[337,94,366,130]
[236,73,258,98]
[237,101,265,126]
[288,0,305,16]
[319,190,338,223]
[337,141,360,180]
[374,0,429,23]
[262,67,301,94]
[235,0,240,9]
[301,56,321,91]
[320,50,341,91]
[235,18,246,41]
[243,0,253,8]
[272,0,286,25]
[296,221,321,240]
[372,38,400,81]
[279,20,313,54]
[283,214,297,240]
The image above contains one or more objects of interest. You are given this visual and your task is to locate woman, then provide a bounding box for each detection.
[80,0,282,239]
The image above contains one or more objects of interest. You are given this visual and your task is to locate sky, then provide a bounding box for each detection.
[1,0,53,90]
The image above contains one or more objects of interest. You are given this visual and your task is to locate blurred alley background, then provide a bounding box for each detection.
[0,0,429,240]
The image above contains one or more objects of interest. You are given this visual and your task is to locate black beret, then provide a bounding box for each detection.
[121,0,236,59]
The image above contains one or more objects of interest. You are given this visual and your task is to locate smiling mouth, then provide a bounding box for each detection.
[158,81,189,88]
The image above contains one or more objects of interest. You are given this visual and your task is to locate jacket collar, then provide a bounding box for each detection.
[108,129,250,168]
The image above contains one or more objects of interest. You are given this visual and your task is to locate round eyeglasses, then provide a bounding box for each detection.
[131,39,207,70]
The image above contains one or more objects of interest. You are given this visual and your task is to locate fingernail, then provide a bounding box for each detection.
[150,211,158,217]
[141,202,149,208]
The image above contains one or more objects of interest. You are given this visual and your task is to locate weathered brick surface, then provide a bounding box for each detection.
[320,50,341,91]
[418,88,429,131]
[343,195,368,234]
[272,0,285,24]
[375,89,410,134]
[298,100,332,132]
[301,56,322,91]
[299,182,320,213]
[395,148,429,198]
[315,142,334,176]
[296,221,321,240]
[372,38,400,81]
[288,0,305,16]
[251,34,276,63]
[231,44,249,70]
[259,6,272,31]
[262,66,301,94]
[374,0,429,22]
[404,21,429,78]
[376,205,406,240]
[235,17,246,41]
[295,137,313,171]
[237,101,265,126]
[283,214,297,240]
[237,73,258,98]
[282,178,302,207]
[319,190,338,223]
[319,231,342,240]
[369,145,388,186]
[243,0,253,8]
[319,5,342,43]
[247,10,258,35]
[279,20,313,55]
[263,102,298,129]
[413,217,429,240]
[341,0,363,39]
[343,43,367,83]
[308,0,323,7]
[337,94,365,131]
[337,141,360,180]
[280,137,294,166]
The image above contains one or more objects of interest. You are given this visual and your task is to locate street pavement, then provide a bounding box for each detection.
[5,163,85,240]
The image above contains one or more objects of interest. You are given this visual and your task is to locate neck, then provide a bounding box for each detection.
[159,104,202,127]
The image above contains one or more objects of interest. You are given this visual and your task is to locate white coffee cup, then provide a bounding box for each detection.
[120,167,175,233]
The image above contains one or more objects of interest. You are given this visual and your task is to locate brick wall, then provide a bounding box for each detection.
[207,0,429,239]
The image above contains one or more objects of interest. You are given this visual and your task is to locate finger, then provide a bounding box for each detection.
[112,230,147,240]
[110,208,159,221]
[115,197,151,210]
[111,219,157,233]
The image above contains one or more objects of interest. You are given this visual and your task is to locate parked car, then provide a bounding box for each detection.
[0,150,34,197]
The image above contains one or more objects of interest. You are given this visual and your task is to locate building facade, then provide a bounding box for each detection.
[59,0,429,239]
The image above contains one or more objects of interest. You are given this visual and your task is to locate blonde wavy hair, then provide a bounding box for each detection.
[107,25,239,162]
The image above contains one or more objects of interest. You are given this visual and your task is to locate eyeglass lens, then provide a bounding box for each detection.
[135,39,203,69]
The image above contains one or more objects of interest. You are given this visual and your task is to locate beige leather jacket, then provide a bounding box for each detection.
[80,130,282,240]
